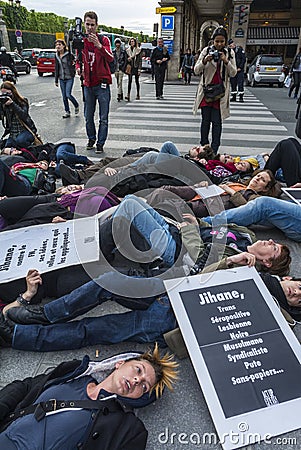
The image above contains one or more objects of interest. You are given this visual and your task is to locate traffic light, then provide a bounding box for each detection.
[238,5,249,26]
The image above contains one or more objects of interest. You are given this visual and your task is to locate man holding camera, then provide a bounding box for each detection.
[76,11,114,154]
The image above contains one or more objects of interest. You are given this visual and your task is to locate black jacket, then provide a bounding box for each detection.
[54,51,76,84]
[113,48,127,72]
[151,46,170,70]
[0,97,37,137]
[0,356,148,449]
[291,52,301,71]
[234,46,246,70]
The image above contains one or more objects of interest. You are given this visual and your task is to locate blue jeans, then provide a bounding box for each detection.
[59,78,79,113]
[55,143,89,176]
[84,84,111,145]
[12,273,176,351]
[129,141,180,167]
[113,195,177,266]
[203,197,301,242]
[200,106,222,154]
[6,130,34,149]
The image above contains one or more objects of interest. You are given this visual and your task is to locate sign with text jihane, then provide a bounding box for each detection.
[164,267,301,450]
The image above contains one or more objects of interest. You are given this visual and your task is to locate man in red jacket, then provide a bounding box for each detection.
[77,11,113,154]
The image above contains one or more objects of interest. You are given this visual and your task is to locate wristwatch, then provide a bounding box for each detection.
[16,294,31,306]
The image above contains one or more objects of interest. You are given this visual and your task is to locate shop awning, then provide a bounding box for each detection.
[247,27,300,45]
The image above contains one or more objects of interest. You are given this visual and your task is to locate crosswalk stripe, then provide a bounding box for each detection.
[107,85,287,155]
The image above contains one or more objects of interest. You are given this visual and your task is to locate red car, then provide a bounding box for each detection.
[37,49,56,76]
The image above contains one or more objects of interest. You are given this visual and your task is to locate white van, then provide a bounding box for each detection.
[140,43,155,72]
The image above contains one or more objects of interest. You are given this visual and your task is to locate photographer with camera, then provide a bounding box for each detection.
[73,11,113,154]
[193,28,236,154]
[0,81,39,154]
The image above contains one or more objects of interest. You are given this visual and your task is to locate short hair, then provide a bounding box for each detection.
[84,11,98,23]
[138,343,178,398]
[260,244,291,277]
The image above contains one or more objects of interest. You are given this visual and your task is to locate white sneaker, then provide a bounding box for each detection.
[75,107,79,115]
[62,112,70,118]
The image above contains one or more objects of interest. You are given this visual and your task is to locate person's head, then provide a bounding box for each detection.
[247,169,279,196]
[55,184,84,195]
[55,39,67,53]
[114,38,121,48]
[219,153,234,164]
[83,11,98,35]
[189,144,214,160]
[37,160,49,171]
[0,46,7,53]
[280,277,301,307]
[105,344,178,399]
[157,37,164,48]
[129,37,138,48]
[0,81,26,105]
[234,160,253,173]
[186,48,191,54]
[248,240,291,276]
[212,27,228,51]
[228,39,235,49]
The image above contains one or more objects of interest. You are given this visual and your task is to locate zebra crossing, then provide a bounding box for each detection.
[107,80,289,156]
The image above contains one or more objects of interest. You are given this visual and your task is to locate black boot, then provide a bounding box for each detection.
[0,314,14,347]
[6,305,49,325]
[239,94,244,103]
[230,94,236,102]
[117,94,121,102]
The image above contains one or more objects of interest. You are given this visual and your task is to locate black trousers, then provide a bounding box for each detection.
[264,137,301,186]
[289,71,301,97]
[230,70,244,94]
[200,106,222,154]
[154,66,166,97]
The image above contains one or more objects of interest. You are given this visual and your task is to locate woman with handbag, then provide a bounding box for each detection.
[193,28,237,154]
[55,39,79,118]
[0,81,39,152]
[125,38,142,101]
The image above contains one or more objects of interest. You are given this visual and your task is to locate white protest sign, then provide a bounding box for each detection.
[164,267,301,449]
[0,216,99,283]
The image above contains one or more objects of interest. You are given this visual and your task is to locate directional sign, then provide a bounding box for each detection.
[162,15,174,31]
[156,6,177,14]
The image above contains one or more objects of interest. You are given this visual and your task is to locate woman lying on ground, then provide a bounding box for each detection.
[0,185,120,231]
[0,341,178,450]
[147,169,280,219]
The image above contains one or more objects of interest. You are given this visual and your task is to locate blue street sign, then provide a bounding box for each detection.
[163,39,174,55]
[162,15,174,30]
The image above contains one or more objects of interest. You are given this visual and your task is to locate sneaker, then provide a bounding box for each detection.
[62,112,71,118]
[59,162,81,185]
[156,96,160,100]
[75,106,79,115]
[95,143,104,154]
[159,95,164,99]
[86,139,96,150]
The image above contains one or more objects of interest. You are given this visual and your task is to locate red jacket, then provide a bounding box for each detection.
[78,34,113,87]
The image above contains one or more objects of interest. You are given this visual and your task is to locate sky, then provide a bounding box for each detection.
[22,0,161,35]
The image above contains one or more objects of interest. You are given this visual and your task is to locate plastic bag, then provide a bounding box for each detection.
[178,71,182,79]
[284,75,292,88]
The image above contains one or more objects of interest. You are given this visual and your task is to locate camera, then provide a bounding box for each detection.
[209,46,220,62]
[68,17,87,51]
[0,93,12,103]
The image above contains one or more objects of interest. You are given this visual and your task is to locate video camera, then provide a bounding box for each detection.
[68,17,87,51]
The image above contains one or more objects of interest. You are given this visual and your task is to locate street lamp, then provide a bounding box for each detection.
[8,0,22,51]
[140,30,143,42]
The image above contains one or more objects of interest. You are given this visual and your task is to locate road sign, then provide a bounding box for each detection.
[163,39,174,55]
[16,36,22,44]
[15,29,22,37]
[156,6,177,14]
[56,32,65,40]
[162,15,174,31]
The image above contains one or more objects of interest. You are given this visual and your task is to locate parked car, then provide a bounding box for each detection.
[21,48,41,66]
[141,43,154,72]
[247,54,285,87]
[8,52,31,74]
[37,49,56,76]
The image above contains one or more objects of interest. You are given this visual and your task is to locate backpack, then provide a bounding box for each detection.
[99,35,116,74]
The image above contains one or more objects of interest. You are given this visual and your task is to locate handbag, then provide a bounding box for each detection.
[203,62,226,102]
[32,168,56,193]
[125,63,132,75]
[284,75,292,88]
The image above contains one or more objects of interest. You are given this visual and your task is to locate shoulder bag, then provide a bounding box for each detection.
[203,61,226,102]
[17,116,43,146]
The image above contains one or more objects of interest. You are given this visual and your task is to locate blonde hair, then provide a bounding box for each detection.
[139,343,178,398]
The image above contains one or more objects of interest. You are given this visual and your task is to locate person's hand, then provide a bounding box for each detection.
[199,158,207,165]
[237,67,241,72]
[49,161,57,168]
[162,58,167,62]
[138,70,141,76]
[219,183,235,195]
[5,97,13,106]
[193,181,209,188]
[87,33,102,49]
[219,52,228,64]
[76,68,82,76]
[290,182,301,188]
[203,54,213,64]
[226,252,256,268]
[52,216,67,223]
[104,167,118,176]
[182,213,198,225]
[11,149,22,155]
[0,196,7,201]
[24,269,43,301]
[156,59,162,64]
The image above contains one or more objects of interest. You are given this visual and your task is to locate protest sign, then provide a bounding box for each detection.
[281,187,301,205]
[0,216,99,283]
[164,267,301,449]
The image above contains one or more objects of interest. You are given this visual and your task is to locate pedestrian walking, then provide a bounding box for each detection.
[113,38,127,101]
[54,39,79,118]
[151,37,170,99]
[228,39,246,102]
[181,48,194,85]
[76,11,113,154]
[288,47,301,99]
[193,27,237,154]
[125,38,142,101]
